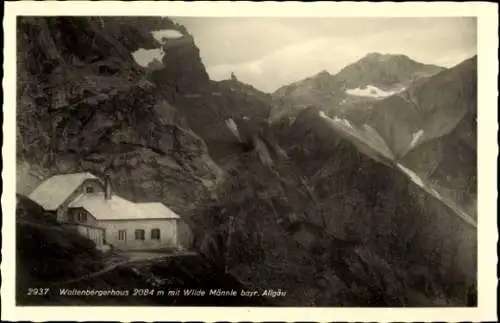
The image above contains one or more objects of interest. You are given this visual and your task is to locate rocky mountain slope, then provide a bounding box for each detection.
[270,54,477,217]
[149,59,273,163]
[366,57,477,218]
[189,105,477,306]
[399,73,477,217]
[366,56,476,158]
[17,17,222,211]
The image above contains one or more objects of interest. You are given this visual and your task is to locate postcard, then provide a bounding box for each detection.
[2,1,498,322]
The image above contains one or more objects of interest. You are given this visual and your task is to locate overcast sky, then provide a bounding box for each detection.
[169,17,476,92]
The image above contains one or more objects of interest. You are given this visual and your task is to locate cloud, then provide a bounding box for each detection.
[206,35,391,92]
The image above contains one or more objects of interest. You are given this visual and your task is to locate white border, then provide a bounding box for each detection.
[2,1,498,322]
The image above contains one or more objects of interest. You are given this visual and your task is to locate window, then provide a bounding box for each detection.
[135,229,145,241]
[118,230,127,241]
[151,228,161,240]
[86,186,94,193]
[77,211,87,222]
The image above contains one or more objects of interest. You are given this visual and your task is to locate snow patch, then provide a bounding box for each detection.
[132,29,184,67]
[319,111,395,160]
[430,187,442,199]
[409,129,424,148]
[254,138,274,166]
[397,163,476,227]
[225,118,242,142]
[345,85,405,98]
[397,164,425,188]
[319,111,352,128]
[131,48,164,67]
[318,111,328,119]
[151,29,183,43]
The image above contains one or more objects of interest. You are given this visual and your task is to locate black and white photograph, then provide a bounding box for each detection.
[2,1,498,322]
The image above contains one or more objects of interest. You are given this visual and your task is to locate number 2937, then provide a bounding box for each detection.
[27,288,50,296]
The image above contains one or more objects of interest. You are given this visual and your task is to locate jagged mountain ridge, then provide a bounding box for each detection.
[270,53,444,122]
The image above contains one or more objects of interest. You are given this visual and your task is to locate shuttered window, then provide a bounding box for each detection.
[118,230,127,241]
[135,229,145,240]
[151,228,161,240]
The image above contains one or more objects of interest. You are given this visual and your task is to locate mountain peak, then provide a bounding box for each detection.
[318,69,331,76]
[331,52,445,89]
[361,52,412,63]
[364,52,386,58]
[309,69,332,80]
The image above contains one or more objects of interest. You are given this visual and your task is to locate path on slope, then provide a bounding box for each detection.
[48,251,197,286]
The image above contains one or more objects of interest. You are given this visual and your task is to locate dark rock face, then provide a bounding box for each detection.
[16,16,273,207]
[155,77,274,164]
[151,34,210,93]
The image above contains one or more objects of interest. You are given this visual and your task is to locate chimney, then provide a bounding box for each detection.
[104,175,112,200]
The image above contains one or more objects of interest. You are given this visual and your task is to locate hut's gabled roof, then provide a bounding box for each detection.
[69,195,180,221]
[136,202,180,220]
[28,172,100,211]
